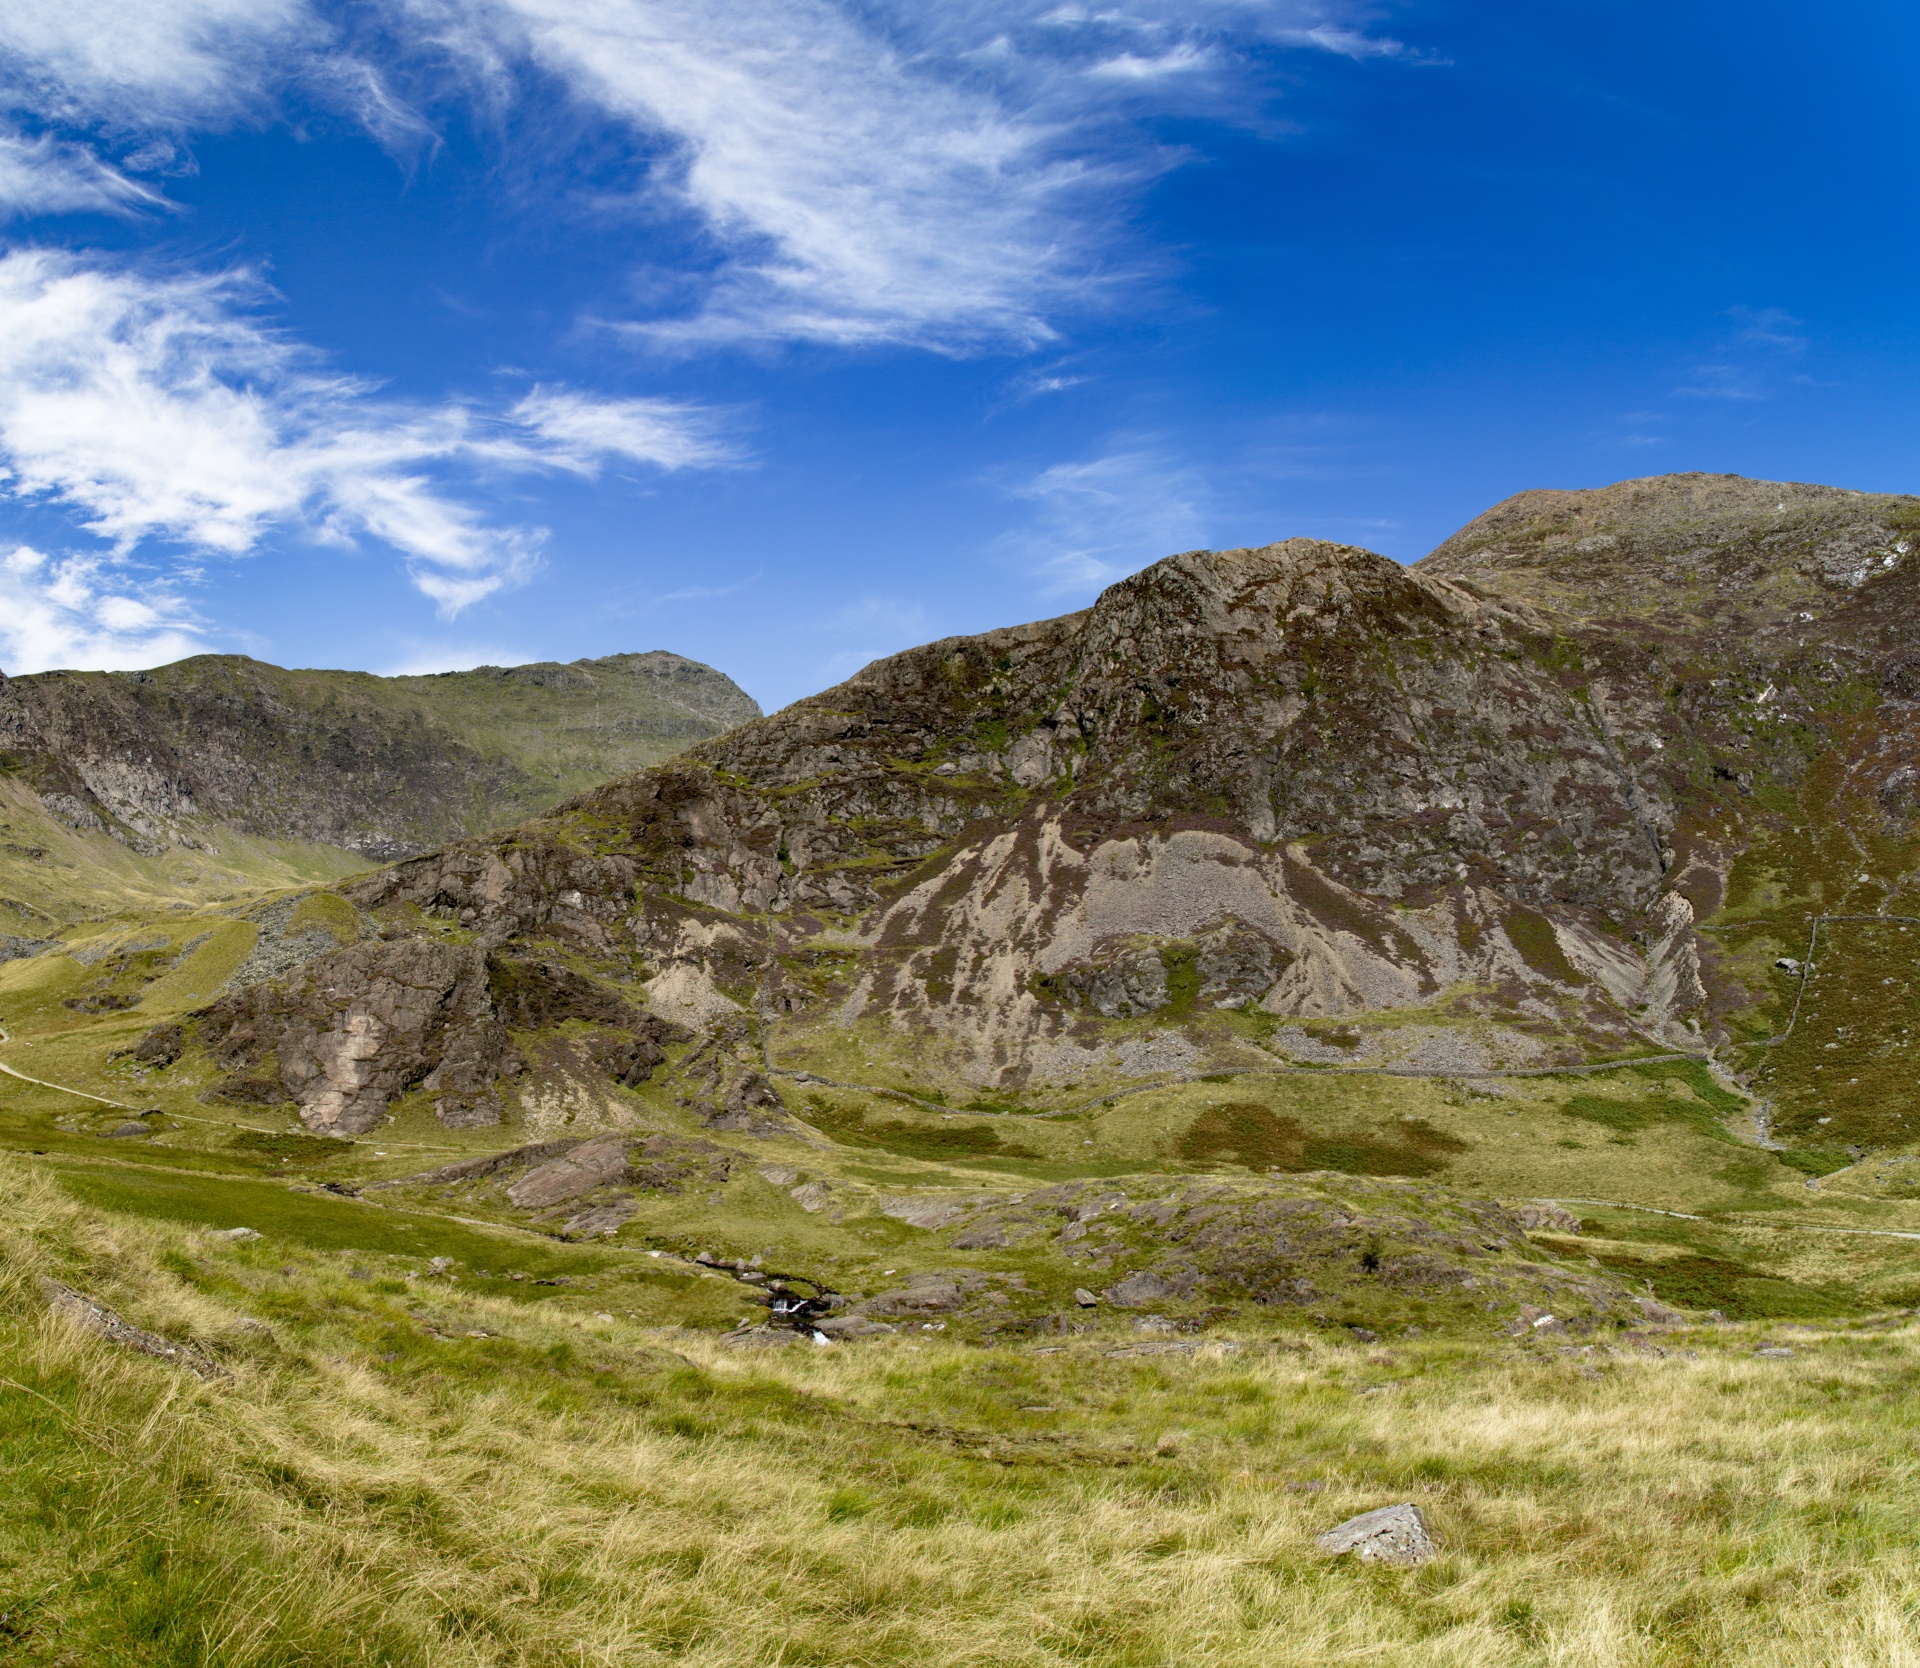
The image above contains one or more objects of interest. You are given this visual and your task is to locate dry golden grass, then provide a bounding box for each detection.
[4,1151,1920,1666]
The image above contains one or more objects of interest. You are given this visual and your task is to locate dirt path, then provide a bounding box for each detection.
[1543,1196,1920,1244]
[0,1024,139,1111]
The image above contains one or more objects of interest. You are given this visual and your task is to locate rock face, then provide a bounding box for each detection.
[131,473,1920,1145]
[0,649,759,860]
[190,942,685,1133]
[323,473,1920,1094]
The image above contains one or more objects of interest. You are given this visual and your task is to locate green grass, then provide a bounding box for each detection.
[800,1093,1041,1161]
[8,1155,1920,1664]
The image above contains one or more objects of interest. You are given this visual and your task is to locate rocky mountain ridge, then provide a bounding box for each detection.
[126,474,1920,1167]
[0,648,759,865]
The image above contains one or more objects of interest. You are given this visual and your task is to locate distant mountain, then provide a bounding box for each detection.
[0,650,759,935]
[174,473,1920,1168]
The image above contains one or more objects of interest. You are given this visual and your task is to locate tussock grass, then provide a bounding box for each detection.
[5,1156,1920,1664]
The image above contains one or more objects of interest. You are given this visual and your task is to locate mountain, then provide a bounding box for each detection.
[139,474,1917,1178]
[0,649,759,938]
[14,467,1920,1400]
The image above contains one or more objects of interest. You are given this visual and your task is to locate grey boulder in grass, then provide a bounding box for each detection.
[1315,1503,1437,1565]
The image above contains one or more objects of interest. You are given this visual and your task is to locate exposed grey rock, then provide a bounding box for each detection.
[507,1135,631,1208]
[561,1200,636,1238]
[171,942,680,1135]
[40,1277,222,1380]
[722,1326,799,1349]
[857,1273,982,1317]
[1315,1503,1436,1565]
[880,1195,977,1231]
[704,1068,788,1135]
[1074,1288,1100,1307]
[0,649,758,862]
[365,1139,578,1189]
[790,1180,833,1213]
[1519,1204,1583,1234]
[1104,1272,1175,1308]
[815,1315,898,1339]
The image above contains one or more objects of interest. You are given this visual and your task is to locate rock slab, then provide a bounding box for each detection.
[1315,1503,1436,1566]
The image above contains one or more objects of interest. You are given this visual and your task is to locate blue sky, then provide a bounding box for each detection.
[0,2,1915,709]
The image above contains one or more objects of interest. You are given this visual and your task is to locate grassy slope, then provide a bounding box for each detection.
[378,654,759,823]
[0,652,759,939]
[4,1155,1920,1666]
[0,779,375,939]
[4,933,1920,1663]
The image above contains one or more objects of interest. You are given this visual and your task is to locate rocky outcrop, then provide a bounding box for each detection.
[160,473,1920,1109]
[341,526,1710,1078]
[180,943,684,1134]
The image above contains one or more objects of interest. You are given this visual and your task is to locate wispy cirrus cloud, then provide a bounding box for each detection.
[464,0,1408,348]
[1674,306,1809,402]
[0,248,730,613]
[0,128,163,217]
[0,1,1409,350]
[996,440,1211,596]
[810,593,931,685]
[0,0,302,113]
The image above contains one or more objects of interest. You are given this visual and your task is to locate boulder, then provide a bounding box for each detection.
[1315,1503,1436,1566]
[1104,1271,1176,1308]
[880,1195,976,1231]
[815,1315,898,1339]
[705,1068,787,1134]
[40,1277,222,1380]
[1519,1203,1583,1234]
[561,1200,636,1239]
[790,1180,833,1213]
[506,1135,631,1208]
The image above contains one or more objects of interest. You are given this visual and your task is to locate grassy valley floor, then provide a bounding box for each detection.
[3,1154,1920,1666]
[9,878,1920,1661]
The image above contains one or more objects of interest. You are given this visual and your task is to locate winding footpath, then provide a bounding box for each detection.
[0,1023,138,1111]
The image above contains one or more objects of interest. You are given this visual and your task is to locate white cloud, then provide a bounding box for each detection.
[0,248,729,613]
[1673,307,1810,402]
[0,0,1406,350]
[1273,23,1408,59]
[0,129,162,217]
[998,442,1210,596]
[393,0,1405,348]
[812,594,929,684]
[376,640,538,673]
[0,545,205,673]
[443,0,1092,350]
[0,0,314,127]
[1088,44,1214,80]
[508,386,736,470]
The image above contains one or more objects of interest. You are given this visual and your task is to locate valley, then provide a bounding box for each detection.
[6,472,1920,1664]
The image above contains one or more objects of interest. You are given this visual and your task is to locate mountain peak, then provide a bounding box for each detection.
[1421,471,1920,630]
